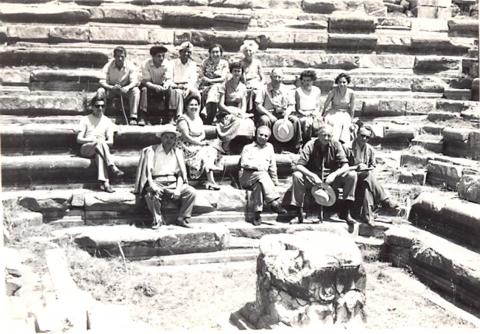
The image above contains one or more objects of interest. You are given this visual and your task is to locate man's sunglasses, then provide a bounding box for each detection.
[94,104,105,108]
[360,134,370,139]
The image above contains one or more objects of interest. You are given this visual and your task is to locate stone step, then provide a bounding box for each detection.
[51,220,386,260]
[384,224,480,311]
[1,66,466,94]
[0,89,444,118]
[0,152,297,187]
[0,123,216,154]
[411,134,444,153]
[408,191,480,252]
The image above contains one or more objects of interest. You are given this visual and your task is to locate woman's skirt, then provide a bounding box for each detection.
[179,141,223,180]
[324,109,352,146]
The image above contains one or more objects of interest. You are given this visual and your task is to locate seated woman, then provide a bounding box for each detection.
[177,96,223,190]
[217,60,255,153]
[199,43,229,125]
[77,96,124,193]
[240,40,264,112]
[321,73,356,147]
[293,70,322,144]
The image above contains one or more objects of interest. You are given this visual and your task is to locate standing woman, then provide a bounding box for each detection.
[321,73,356,147]
[177,96,223,190]
[217,61,255,153]
[294,70,322,144]
[77,96,124,192]
[240,40,264,112]
[199,43,229,125]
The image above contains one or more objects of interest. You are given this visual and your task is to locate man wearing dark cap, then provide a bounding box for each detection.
[98,46,140,126]
[140,45,178,125]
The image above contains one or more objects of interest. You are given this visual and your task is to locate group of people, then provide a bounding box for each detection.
[77,40,398,232]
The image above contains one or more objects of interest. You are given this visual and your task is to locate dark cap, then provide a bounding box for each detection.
[150,45,168,56]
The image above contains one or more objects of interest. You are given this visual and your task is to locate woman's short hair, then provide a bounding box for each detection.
[335,73,351,84]
[299,70,317,81]
[240,40,259,54]
[184,95,201,109]
[208,43,224,55]
[229,60,243,73]
[113,46,127,57]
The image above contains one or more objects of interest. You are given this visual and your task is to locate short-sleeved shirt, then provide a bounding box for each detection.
[201,58,229,80]
[242,58,262,83]
[219,79,247,107]
[255,83,291,112]
[240,142,278,183]
[172,58,198,89]
[101,59,138,86]
[152,144,179,176]
[346,139,376,168]
[142,58,172,86]
[295,86,321,116]
[297,138,348,176]
[79,114,113,142]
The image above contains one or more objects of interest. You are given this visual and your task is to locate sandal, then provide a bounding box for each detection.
[205,182,221,191]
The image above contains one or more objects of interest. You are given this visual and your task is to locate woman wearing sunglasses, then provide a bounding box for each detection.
[77,96,124,192]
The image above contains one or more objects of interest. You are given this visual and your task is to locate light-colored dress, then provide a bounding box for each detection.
[200,57,229,104]
[294,86,321,142]
[324,87,354,146]
[177,114,222,179]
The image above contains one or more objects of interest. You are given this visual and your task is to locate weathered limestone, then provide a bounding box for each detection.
[0,6,91,23]
[398,168,427,185]
[72,225,230,258]
[385,224,480,310]
[411,134,444,153]
[237,231,366,329]
[410,37,470,54]
[457,174,480,204]
[448,19,479,37]
[302,0,385,15]
[328,33,377,50]
[328,16,376,33]
[426,160,463,189]
[0,94,87,116]
[409,192,480,250]
[443,88,472,100]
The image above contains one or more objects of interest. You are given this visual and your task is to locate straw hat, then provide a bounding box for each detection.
[155,124,180,137]
[311,183,336,207]
[272,119,294,143]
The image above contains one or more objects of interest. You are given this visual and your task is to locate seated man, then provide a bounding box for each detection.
[133,124,196,229]
[170,41,201,120]
[290,123,358,232]
[139,45,174,125]
[97,46,140,125]
[239,126,287,226]
[255,68,302,151]
[345,126,398,225]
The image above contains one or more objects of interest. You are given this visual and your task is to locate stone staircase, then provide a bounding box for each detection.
[2,0,480,330]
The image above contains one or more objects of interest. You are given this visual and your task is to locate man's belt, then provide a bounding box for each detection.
[152,175,176,182]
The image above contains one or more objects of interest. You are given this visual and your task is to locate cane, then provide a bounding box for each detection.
[119,94,129,125]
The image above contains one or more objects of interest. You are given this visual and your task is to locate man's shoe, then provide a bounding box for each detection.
[289,207,304,224]
[129,119,138,126]
[344,214,358,234]
[109,165,124,177]
[252,212,262,226]
[138,118,146,126]
[382,198,399,210]
[99,183,115,193]
[271,201,287,214]
[176,218,192,228]
[151,221,162,230]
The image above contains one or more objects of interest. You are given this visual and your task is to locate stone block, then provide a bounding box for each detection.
[411,135,444,152]
[468,130,480,160]
[448,19,480,37]
[376,17,412,30]
[88,7,144,24]
[443,127,470,142]
[328,33,377,50]
[89,26,149,44]
[426,160,463,189]
[209,0,258,9]
[293,31,328,48]
[148,28,175,44]
[19,194,71,217]
[444,88,472,100]
[376,34,411,52]
[6,26,50,42]
[48,26,90,43]
[411,37,470,54]
[405,99,436,115]
[400,152,431,167]
[328,16,376,33]
[0,94,87,116]
[246,231,366,329]
[379,100,406,116]
[398,168,427,185]
[74,225,230,258]
[302,0,340,13]
[0,7,90,23]
[458,174,480,204]
[413,56,462,73]
[0,48,108,68]
[414,0,451,6]
[258,53,360,70]
[363,0,387,16]
[382,123,416,143]
[426,111,460,121]
[411,76,446,93]
[359,54,415,69]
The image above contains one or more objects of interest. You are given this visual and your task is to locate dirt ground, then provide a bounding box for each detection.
[66,246,475,330]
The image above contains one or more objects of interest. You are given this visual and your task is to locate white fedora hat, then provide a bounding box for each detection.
[311,183,336,207]
[156,124,180,138]
[272,119,294,143]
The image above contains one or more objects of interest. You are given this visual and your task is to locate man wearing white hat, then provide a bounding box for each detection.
[134,124,196,229]
[255,68,302,150]
[289,123,358,232]
[170,41,201,120]
[239,126,287,225]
